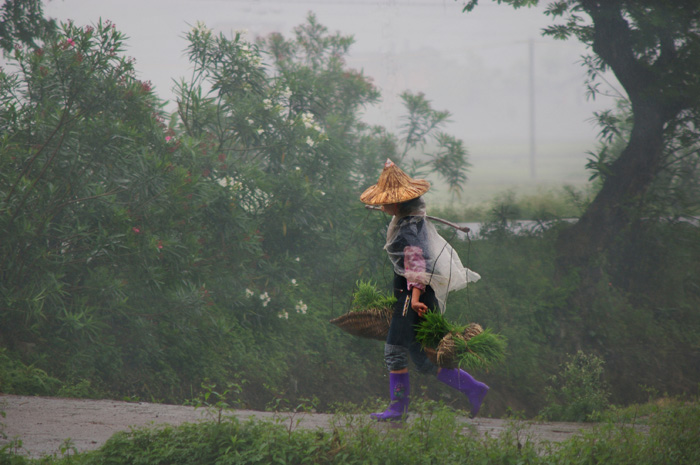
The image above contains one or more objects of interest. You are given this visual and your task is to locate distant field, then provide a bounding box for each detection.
[427,139,595,208]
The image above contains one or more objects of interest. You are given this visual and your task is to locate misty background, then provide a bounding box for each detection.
[44,0,620,203]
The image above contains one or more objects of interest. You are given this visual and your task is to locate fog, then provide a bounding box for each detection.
[45,0,621,201]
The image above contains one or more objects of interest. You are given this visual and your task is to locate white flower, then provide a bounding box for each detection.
[192,21,212,36]
[256,128,264,135]
[245,288,254,298]
[306,136,315,147]
[218,176,236,188]
[281,87,292,100]
[295,166,301,171]
[295,300,308,314]
[247,118,254,125]
[291,279,297,286]
[301,111,315,129]
[259,291,271,307]
[263,98,272,109]
[295,257,300,262]
[277,311,289,319]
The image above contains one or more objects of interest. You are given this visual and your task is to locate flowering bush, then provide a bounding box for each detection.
[0,12,472,407]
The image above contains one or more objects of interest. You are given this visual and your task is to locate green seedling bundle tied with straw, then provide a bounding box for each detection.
[330,281,507,372]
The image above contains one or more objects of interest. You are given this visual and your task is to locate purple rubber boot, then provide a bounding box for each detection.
[437,368,489,418]
[370,372,410,422]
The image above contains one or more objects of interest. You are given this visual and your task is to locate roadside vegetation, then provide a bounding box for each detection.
[1,397,698,464]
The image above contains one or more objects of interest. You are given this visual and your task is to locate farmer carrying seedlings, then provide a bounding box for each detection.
[360,159,488,421]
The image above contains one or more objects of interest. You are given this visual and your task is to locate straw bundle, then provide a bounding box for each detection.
[463,323,483,340]
[436,333,458,368]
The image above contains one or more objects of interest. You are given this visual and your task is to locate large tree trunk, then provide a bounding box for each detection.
[555,1,681,271]
[556,102,666,268]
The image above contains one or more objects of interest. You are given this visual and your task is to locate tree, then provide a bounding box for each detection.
[397,91,471,198]
[461,0,700,268]
[0,10,474,406]
[0,0,55,52]
[0,19,260,395]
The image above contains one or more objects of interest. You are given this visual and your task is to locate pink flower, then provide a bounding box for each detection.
[132,227,141,234]
[66,38,75,47]
[157,240,163,249]
[165,136,172,142]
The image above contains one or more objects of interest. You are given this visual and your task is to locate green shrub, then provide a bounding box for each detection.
[540,350,611,422]
[0,349,61,396]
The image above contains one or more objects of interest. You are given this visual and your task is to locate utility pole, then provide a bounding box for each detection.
[529,38,536,180]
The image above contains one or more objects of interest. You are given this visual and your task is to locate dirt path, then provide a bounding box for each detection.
[1,394,598,459]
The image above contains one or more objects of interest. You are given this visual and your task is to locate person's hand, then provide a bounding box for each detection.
[412,300,428,317]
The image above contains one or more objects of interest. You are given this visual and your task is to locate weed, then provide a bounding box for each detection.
[186,379,246,424]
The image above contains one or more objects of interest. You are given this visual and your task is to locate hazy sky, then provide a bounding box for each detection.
[42,0,622,196]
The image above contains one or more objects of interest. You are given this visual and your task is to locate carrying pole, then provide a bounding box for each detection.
[364,205,470,233]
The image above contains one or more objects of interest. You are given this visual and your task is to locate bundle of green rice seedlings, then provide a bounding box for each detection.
[452,328,507,372]
[415,311,460,348]
[350,280,396,311]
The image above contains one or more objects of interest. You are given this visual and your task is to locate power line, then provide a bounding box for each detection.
[221,0,453,7]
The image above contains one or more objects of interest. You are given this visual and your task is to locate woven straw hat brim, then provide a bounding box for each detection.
[360,159,430,205]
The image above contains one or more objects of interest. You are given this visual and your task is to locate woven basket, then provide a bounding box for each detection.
[329,307,392,341]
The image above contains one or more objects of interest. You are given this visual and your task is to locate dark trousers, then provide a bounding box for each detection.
[384,274,438,374]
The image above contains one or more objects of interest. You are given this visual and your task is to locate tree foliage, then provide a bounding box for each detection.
[0,12,473,405]
[460,0,700,267]
[0,0,55,52]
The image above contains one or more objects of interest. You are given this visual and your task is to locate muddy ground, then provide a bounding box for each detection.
[1,394,601,459]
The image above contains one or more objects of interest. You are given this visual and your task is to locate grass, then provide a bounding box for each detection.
[3,398,697,464]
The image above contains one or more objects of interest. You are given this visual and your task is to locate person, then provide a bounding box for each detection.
[360,159,489,421]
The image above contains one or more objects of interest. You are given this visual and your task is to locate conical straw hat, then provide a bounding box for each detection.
[360,159,430,205]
